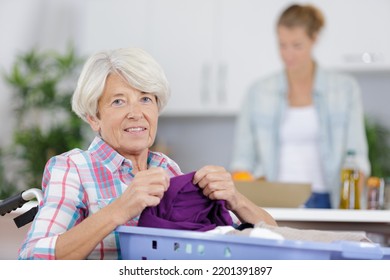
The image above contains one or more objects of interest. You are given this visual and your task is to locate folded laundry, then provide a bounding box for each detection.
[254,222,373,243]
[208,225,285,240]
[138,172,233,231]
[224,222,372,243]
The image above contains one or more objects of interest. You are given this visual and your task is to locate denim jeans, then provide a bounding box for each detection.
[304,192,331,208]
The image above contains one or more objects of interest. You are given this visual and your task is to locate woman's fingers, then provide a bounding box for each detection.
[194,165,236,202]
[193,165,228,187]
[132,167,170,191]
[120,167,170,214]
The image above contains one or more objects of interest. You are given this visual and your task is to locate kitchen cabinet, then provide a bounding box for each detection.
[80,0,390,116]
[81,0,217,115]
[212,0,390,113]
[81,0,150,55]
[81,0,281,115]
[145,0,217,115]
[309,0,390,71]
[213,0,282,113]
[149,0,284,115]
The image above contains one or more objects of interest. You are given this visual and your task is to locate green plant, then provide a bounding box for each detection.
[0,148,17,200]
[365,116,390,178]
[2,46,86,190]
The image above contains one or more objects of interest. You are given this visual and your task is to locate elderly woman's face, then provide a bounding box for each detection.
[88,73,159,158]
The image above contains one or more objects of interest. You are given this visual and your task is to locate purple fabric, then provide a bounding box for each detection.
[138,171,233,231]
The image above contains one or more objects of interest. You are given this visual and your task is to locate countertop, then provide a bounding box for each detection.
[7,202,390,224]
[264,207,390,246]
[265,208,390,223]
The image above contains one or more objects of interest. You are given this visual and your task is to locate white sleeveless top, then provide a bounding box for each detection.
[277,105,327,193]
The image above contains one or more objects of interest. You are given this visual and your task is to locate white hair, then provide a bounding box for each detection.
[72,47,170,122]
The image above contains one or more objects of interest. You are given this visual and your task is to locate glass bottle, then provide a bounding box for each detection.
[366,176,381,210]
[339,150,361,209]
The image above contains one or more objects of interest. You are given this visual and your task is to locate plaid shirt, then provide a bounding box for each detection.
[18,136,182,260]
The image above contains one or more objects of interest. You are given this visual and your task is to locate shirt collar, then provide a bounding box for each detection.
[88,136,168,173]
[313,65,327,96]
[278,63,326,97]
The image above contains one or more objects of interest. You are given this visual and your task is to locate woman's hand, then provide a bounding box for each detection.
[55,167,170,260]
[194,165,277,226]
[193,165,238,211]
[111,167,170,225]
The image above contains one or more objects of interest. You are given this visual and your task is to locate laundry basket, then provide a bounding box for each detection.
[116,226,390,260]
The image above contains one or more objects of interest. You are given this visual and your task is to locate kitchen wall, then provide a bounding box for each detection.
[1,0,390,174]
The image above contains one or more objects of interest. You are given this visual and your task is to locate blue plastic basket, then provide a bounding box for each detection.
[116,226,390,260]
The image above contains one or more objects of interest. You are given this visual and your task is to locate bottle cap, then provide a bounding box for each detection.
[367,176,381,187]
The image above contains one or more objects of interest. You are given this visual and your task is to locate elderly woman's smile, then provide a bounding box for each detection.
[124,126,147,133]
[123,125,149,135]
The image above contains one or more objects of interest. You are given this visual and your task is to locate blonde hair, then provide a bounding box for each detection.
[72,47,170,123]
[277,4,325,39]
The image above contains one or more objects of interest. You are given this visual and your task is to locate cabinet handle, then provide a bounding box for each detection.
[343,52,385,64]
[201,63,211,105]
[217,63,227,104]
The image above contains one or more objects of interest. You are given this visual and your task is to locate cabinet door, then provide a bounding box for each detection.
[216,0,390,113]
[312,0,390,70]
[80,0,216,116]
[147,0,216,116]
[81,0,150,55]
[215,0,283,114]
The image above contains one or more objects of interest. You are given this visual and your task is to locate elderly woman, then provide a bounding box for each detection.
[18,47,276,260]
